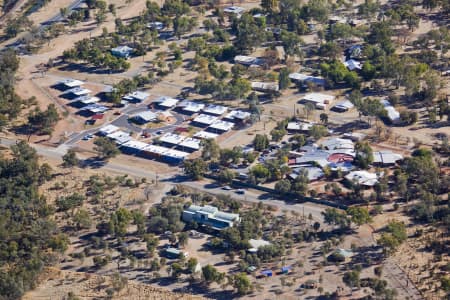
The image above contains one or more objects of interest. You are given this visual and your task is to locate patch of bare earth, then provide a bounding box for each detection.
[23,268,205,300]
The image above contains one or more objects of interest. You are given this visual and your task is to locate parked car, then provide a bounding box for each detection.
[82,134,94,141]
[235,189,245,194]
[113,111,121,115]
[222,186,233,190]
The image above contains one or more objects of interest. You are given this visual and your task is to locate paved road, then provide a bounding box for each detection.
[0,136,326,222]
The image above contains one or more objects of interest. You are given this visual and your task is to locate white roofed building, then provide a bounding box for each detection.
[345,171,379,187]
[373,151,403,166]
[178,138,201,151]
[194,131,219,140]
[209,120,234,132]
[120,140,149,154]
[224,6,245,15]
[123,91,150,102]
[286,121,314,132]
[99,124,119,136]
[159,133,185,145]
[81,104,109,114]
[202,104,228,115]
[192,114,219,126]
[380,99,400,123]
[59,79,84,88]
[65,87,91,96]
[182,205,240,230]
[251,81,279,93]
[289,73,326,87]
[107,130,131,145]
[332,100,354,112]
[234,55,263,66]
[73,95,100,105]
[111,45,134,58]
[178,101,205,113]
[225,110,251,122]
[344,59,362,71]
[154,96,179,109]
[321,138,354,151]
[132,111,158,123]
[300,92,335,109]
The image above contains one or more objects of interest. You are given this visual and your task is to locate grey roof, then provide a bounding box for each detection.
[215,211,240,222]
[185,205,202,213]
[290,166,324,181]
[373,151,403,165]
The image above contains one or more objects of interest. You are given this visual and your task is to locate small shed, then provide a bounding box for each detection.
[260,270,273,277]
[281,266,291,274]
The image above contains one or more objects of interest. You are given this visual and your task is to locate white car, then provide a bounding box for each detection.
[82,134,94,141]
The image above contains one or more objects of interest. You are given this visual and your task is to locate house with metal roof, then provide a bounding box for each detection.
[373,151,403,166]
[73,95,100,105]
[132,111,158,124]
[193,131,219,140]
[59,79,84,88]
[344,59,362,71]
[286,120,314,132]
[332,100,354,112]
[380,99,400,123]
[300,92,335,109]
[165,247,188,259]
[81,104,109,114]
[65,87,91,96]
[123,91,150,103]
[153,96,179,109]
[224,110,251,122]
[98,124,119,136]
[159,133,185,146]
[209,120,234,132]
[224,6,245,15]
[345,170,380,187]
[111,45,134,58]
[182,205,240,230]
[251,81,279,93]
[321,138,354,151]
[107,130,132,145]
[178,101,205,114]
[289,73,326,87]
[178,138,201,151]
[120,140,149,155]
[192,114,219,126]
[202,104,228,116]
[234,55,262,66]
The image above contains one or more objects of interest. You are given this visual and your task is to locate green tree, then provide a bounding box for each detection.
[377,220,407,255]
[343,270,360,290]
[93,137,119,160]
[27,104,60,138]
[73,209,92,230]
[62,149,79,170]
[347,207,372,227]
[275,179,291,195]
[354,141,373,169]
[183,158,207,180]
[202,264,224,284]
[218,168,236,185]
[278,68,290,90]
[201,138,220,161]
[253,134,270,151]
[309,125,328,140]
[108,208,133,237]
[322,208,350,230]
[187,257,199,274]
[232,273,253,295]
